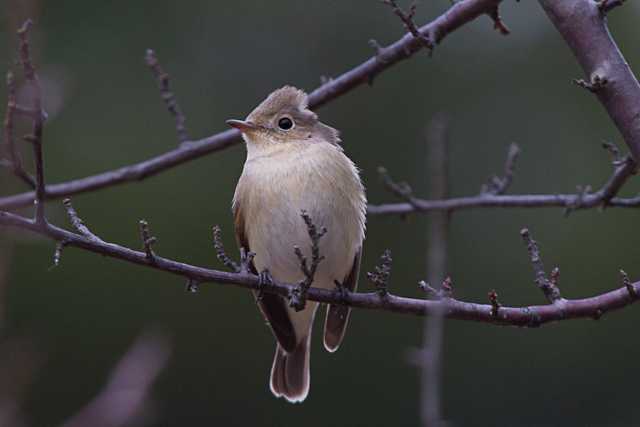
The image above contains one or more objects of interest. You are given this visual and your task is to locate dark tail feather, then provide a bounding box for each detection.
[269,336,310,403]
[323,304,352,352]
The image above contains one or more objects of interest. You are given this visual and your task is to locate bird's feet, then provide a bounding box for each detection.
[256,268,273,301]
[334,279,349,303]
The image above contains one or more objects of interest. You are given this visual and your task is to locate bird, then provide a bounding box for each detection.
[227,86,366,403]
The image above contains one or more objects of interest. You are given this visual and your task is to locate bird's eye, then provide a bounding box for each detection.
[278,117,294,130]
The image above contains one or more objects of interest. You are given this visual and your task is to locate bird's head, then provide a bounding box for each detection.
[227,86,340,147]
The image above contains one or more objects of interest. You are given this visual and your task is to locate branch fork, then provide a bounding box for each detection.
[382,0,434,54]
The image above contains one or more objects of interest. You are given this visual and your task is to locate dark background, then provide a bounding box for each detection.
[1,1,639,426]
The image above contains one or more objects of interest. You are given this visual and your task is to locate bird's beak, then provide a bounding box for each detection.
[226,119,258,133]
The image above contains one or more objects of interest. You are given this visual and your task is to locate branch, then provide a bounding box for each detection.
[382,0,434,54]
[520,228,562,303]
[17,20,46,224]
[480,143,520,195]
[0,0,507,211]
[419,113,450,427]
[2,70,36,188]
[145,49,189,144]
[539,0,640,163]
[1,209,638,326]
[369,147,637,216]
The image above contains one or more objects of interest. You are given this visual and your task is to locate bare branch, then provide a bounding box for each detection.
[369,151,637,216]
[212,225,240,272]
[1,210,639,325]
[539,0,640,162]
[289,211,327,311]
[17,19,46,224]
[382,0,434,54]
[145,49,189,144]
[0,0,508,211]
[3,70,35,188]
[520,228,562,303]
[378,166,420,207]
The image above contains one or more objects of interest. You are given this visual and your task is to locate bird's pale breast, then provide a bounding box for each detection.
[234,141,366,292]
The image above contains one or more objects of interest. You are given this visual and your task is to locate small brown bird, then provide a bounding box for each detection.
[228,86,366,402]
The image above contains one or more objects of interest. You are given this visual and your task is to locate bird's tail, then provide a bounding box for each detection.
[269,335,310,403]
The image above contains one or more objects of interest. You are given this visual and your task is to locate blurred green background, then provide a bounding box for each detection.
[1,1,640,426]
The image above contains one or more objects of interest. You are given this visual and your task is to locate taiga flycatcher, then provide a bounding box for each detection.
[228,86,366,403]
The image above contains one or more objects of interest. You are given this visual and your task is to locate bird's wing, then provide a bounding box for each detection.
[234,201,297,353]
[323,247,361,352]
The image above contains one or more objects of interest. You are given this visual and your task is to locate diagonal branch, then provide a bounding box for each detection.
[0,0,507,211]
[539,0,640,163]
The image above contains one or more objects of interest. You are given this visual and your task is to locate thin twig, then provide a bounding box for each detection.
[520,228,562,303]
[620,269,635,298]
[382,0,434,54]
[145,49,189,144]
[63,198,102,243]
[3,70,35,188]
[481,143,520,195]
[139,220,157,263]
[212,225,240,272]
[17,20,46,224]
[289,211,327,311]
[377,166,420,207]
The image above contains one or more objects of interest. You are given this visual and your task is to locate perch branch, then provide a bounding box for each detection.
[0,0,507,211]
[1,209,638,326]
